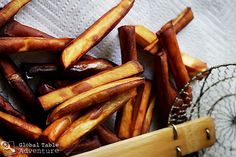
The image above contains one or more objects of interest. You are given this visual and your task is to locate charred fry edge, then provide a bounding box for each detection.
[95,125,120,145]
[61,0,135,68]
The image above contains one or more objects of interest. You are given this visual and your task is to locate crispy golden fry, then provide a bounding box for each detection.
[47,77,144,123]
[0,0,31,28]
[135,25,157,48]
[181,52,208,77]
[95,125,120,145]
[131,80,152,136]
[61,0,135,68]
[116,25,138,139]
[23,59,114,80]
[0,95,26,120]
[42,113,79,142]
[154,50,178,127]
[0,111,42,140]
[39,61,143,111]
[4,20,53,38]
[70,136,101,155]
[0,37,72,54]
[56,91,134,151]
[141,94,156,134]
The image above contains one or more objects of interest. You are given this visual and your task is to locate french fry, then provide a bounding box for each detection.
[42,113,79,142]
[0,37,72,54]
[70,136,101,155]
[181,52,208,77]
[95,125,120,145]
[135,7,193,55]
[0,55,44,123]
[0,95,26,121]
[116,25,138,139]
[0,0,31,28]
[47,77,144,123]
[159,22,191,92]
[4,20,53,38]
[0,111,42,140]
[61,0,135,68]
[39,61,143,111]
[131,80,152,136]
[141,94,156,134]
[154,50,178,127]
[22,59,114,80]
[56,91,135,151]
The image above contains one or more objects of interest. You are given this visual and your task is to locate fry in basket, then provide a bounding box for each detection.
[39,60,143,111]
[0,111,42,140]
[56,91,135,151]
[61,0,135,68]
[0,37,72,54]
[0,0,31,28]
[131,80,152,136]
[22,59,114,80]
[47,77,144,123]
[95,125,120,145]
[0,95,26,121]
[4,20,53,38]
[115,25,138,139]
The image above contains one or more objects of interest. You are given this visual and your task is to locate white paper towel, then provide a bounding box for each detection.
[0,0,236,157]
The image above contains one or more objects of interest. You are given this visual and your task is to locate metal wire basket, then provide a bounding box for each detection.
[169,64,236,157]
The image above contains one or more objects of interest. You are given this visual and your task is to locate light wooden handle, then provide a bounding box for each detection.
[77,117,215,157]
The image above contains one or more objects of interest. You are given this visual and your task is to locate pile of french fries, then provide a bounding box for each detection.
[0,0,208,157]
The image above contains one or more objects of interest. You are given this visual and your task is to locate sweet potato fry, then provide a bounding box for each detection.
[0,111,42,140]
[42,113,79,142]
[159,22,191,92]
[56,91,134,151]
[181,52,208,77]
[0,37,72,54]
[135,7,193,55]
[116,25,138,139]
[131,80,152,137]
[70,136,101,155]
[0,55,44,123]
[0,0,31,28]
[95,125,120,145]
[154,50,178,127]
[0,95,26,120]
[47,77,144,123]
[61,0,135,68]
[141,94,156,134]
[39,61,143,111]
[4,20,53,38]
[23,59,114,80]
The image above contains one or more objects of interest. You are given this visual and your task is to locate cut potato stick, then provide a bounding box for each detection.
[23,59,114,80]
[0,55,44,122]
[0,37,72,54]
[154,50,178,127]
[0,0,31,28]
[70,136,101,155]
[131,80,152,137]
[181,52,208,77]
[0,95,26,120]
[118,25,138,63]
[0,111,42,140]
[4,20,53,38]
[42,113,79,142]
[61,0,135,68]
[141,94,156,134]
[135,7,193,55]
[47,77,144,123]
[39,61,143,111]
[56,91,134,151]
[116,25,138,139]
[95,125,120,145]
[159,22,191,92]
